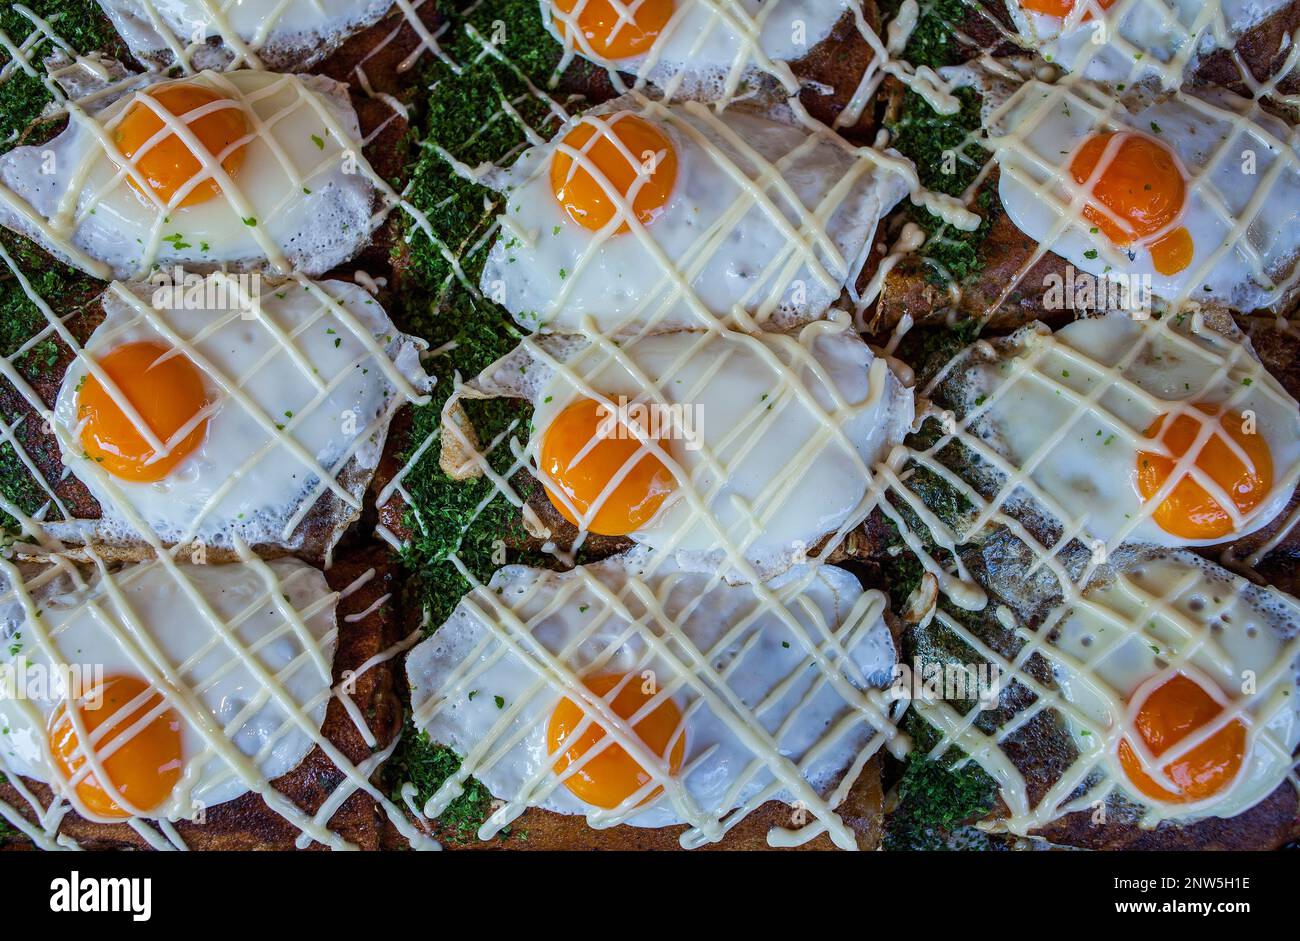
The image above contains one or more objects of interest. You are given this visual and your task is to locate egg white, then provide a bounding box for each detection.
[405,550,897,835]
[479,93,909,334]
[97,0,400,71]
[991,79,1300,312]
[49,276,429,553]
[0,557,336,822]
[472,316,914,576]
[0,69,375,280]
[1050,547,1300,823]
[949,312,1300,549]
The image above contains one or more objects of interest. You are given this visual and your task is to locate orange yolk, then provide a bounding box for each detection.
[550,113,677,234]
[539,397,676,536]
[1149,226,1195,276]
[1137,405,1273,541]
[552,0,673,60]
[1019,0,1115,18]
[547,673,686,809]
[113,82,249,208]
[1118,673,1247,804]
[77,340,211,483]
[1070,131,1192,275]
[48,674,183,819]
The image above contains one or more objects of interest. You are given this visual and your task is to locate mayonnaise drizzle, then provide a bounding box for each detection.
[0,17,441,849]
[1,0,1294,854]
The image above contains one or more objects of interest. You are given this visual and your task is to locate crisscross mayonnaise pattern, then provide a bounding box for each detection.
[0,10,464,284]
[948,313,1294,552]
[0,247,433,848]
[496,99,880,331]
[0,12,444,850]
[0,0,1294,853]
[372,8,938,842]
[841,0,1300,832]
[500,321,893,564]
[381,1,1298,845]
[392,313,911,848]
[879,312,1300,603]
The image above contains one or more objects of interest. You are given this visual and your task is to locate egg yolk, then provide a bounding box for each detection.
[552,0,673,60]
[539,397,677,536]
[1019,0,1115,17]
[1118,673,1247,804]
[48,674,183,819]
[550,113,678,234]
[1149,225,1195,276]
[77,340,211,483]
[1069,131,1193,275]
[113,82,249,208]
[1137,405,1273,541]
[548,673,686,809]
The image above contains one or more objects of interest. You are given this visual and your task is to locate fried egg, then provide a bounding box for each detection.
[405,551,897,846]
[48,276,429,553]
[947,311,1300,549]
[989,79,1300,312]
[1049,547,1300,823]
[542,0,850,100]
[0,557,336,823]
[1007,0,1292,87]
[0,70,375,280]
[479,94,909,333]
[97,0,399,71]
[470,316,914,575]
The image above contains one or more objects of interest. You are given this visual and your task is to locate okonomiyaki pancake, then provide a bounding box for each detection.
[95,0,420,73]
[0,276,429,564]
[0,546,406,850]
[477,94,910,335]
[536,0,900,135]
[0,66,392,280]
[403,552,901,850]
[988,0,1300,91]
[901,530,1300,851]
[919,311,1300,555]
[399,755,887,851]
[430,319,913,578]
[879,67,1300,326]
